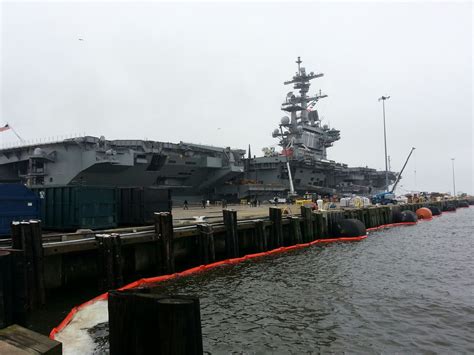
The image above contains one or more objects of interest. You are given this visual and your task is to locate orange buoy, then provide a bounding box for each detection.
[416,207,433,220]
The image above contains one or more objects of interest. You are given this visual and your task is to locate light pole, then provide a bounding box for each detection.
[378,95,390,191]
[451,158,456,197]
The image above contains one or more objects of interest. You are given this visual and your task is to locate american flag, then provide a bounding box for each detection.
[306,101,317,112]
[0,124,10,133]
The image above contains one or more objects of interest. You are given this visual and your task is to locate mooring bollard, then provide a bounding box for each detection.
[269,207,283,248]
[154,212,175,274]
[196,224,215,264]
[108,290,203,355]
[96,234,124,291]
[223,209,239,258]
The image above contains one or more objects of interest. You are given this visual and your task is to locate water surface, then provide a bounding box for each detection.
[150,208,473,353]
[60,207,473,353]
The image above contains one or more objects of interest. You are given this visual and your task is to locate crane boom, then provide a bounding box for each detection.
[390,147,416,193]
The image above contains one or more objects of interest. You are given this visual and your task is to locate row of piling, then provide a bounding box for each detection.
[0,200,468,331]
[64,199,468,354]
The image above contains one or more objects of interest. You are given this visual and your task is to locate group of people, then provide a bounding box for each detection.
[183,199,228,209]
[249,199,261,207]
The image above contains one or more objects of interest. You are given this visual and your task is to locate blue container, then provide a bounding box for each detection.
[0,184,40,236]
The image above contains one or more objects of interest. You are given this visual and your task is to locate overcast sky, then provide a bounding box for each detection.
[1,1,472,194]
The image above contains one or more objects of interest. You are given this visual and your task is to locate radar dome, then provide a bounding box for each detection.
[33,148,44,156]
[281,116,290,125]
[272,129,280,137]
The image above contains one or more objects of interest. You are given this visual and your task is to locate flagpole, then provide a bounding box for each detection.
[10,125,25,143]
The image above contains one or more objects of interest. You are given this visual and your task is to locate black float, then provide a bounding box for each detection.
[330,218,366,238]
[400,210,418,223]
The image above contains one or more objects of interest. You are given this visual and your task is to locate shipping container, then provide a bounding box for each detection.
[118,187,171,226]
[33,186,118,230]
[0,184,41,236]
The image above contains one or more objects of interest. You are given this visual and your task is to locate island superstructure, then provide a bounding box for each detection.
[221,57,396,200]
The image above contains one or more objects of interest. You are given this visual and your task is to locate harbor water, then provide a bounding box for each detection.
[64,207,474,353]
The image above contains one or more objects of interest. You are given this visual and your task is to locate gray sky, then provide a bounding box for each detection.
[1,1,472,194]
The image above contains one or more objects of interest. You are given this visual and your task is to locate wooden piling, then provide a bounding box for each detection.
[254,220,267,252]
[108,290,203,355]
[269,207,283,248]
[10,221,45,314]
[155,297,203,355]
[0,251,13,328]
[289,217,303,244]
[154,212,175,274]
[196,224,215,264]
[223,209,239,258]
[321,212,329,238]
[314,212,323,239]
[96,234,124,291]
[328,211,343,237]
[300,206,314,242]
[29,221,45,307]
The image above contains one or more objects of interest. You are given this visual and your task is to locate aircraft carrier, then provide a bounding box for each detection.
[0,57,395,201]
[0,137,247,201]
[220,57,396,200]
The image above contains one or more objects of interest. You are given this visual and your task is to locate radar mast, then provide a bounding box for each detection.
[273,57,339,161]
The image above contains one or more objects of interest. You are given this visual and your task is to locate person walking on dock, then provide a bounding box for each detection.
[183,200,189,210]
[201,199,206,208]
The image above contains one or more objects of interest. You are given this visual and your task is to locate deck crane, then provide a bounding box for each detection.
[390,147,416,194]
[371,147,416,205]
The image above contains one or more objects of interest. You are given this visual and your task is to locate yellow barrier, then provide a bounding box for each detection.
[295,199,312,207]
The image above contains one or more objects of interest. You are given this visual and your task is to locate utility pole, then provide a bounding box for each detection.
[254,155,258,203]
[451,158,456,197]
[378,96,390,191]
